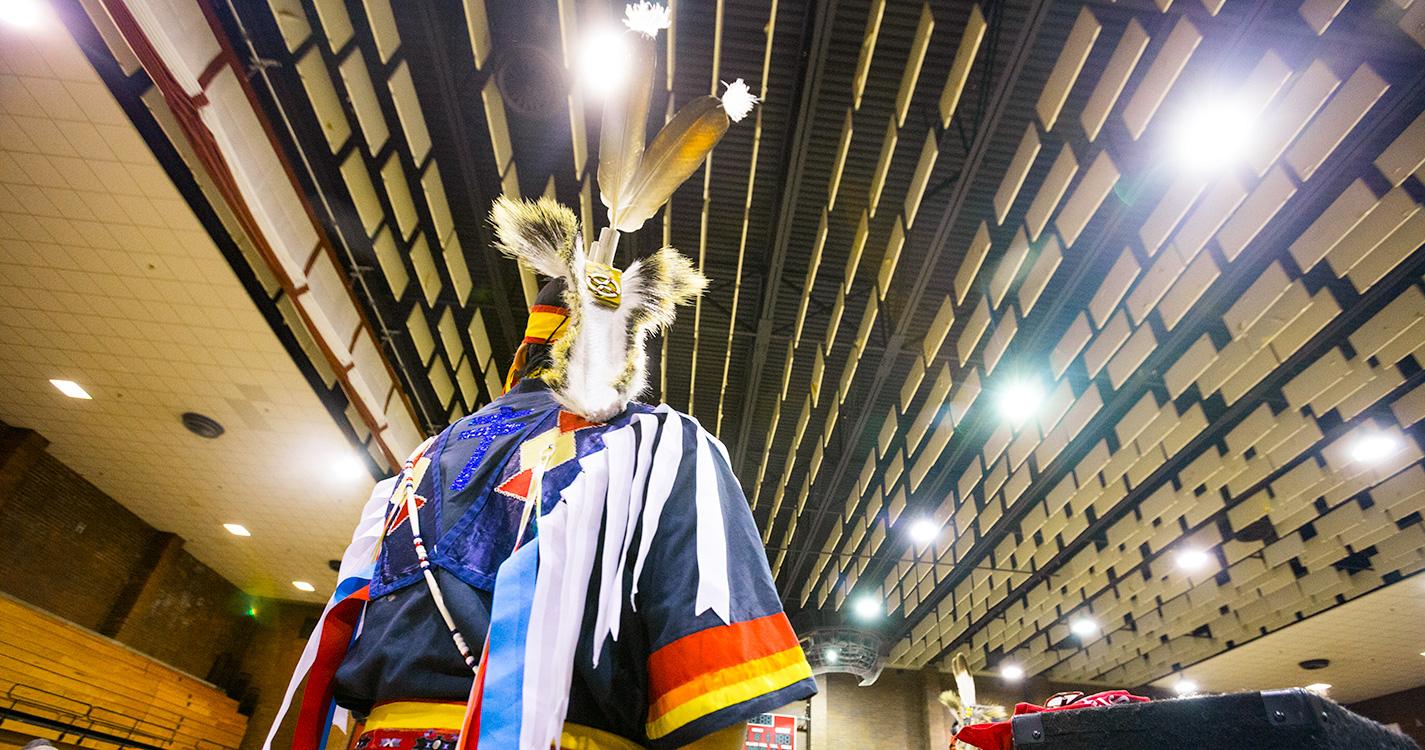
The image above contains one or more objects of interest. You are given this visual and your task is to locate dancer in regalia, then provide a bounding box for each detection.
[266,5,815,749]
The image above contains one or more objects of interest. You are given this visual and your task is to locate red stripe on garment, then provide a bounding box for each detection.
[293,586,370,750]
[645,613,802,704]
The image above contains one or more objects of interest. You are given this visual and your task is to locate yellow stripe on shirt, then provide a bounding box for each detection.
[644,654,813,740]
[364,701,467,731]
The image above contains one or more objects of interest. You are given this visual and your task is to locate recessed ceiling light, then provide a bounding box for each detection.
[50,379,92,399]
[1304,683,1331,694]
[853,596,882,620]
[1001,664,1025,681]
[824,648,839,664]
[1170,96,1257,172]
[223,524,251,536]
[292,581,316,592]
[996,379,1044,424]
[1175,548,1211,571]
[1350,433,1398,463]
[1174,679,1197,695]
[1070,617,1097,636]
[910,518,940,545]
[0,0,42,27]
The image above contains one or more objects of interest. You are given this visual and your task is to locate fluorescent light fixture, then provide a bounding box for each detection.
[1350,433,1398,463]
[824,648,839,664]
[1174,679,1197,695]
[996,379,1044,424]
[223,524,251,537]
[292,581,316,592]
[853,596,882,620]
[50,379,92,399]
[577,26,632,99]
[1070,617,1097,636]
[1171,96,1257,172]
[1175,548,1211,571]
[909,518,940,545]
[0,0,43,27]
[1000,664,1025,681]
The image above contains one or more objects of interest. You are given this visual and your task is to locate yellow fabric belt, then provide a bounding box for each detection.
[361,702,644,750]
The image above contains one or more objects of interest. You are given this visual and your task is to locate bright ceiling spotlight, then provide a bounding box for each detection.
[333,453,370,481]
[0,0,43,27]
[1304,683,1332,694]
[1170,95,1257,172]
[577,26,633,99]
[292,581,316,592]
[824,648,839,664]
[223,523,251,537]
[1175,547,1211,572]
[1350,433,1399,463]
[1174,679,1198,695]
[1000,664,1025,681]
[910,518,940,545]
[1070,617,1097,637]
[854,596,882,620]
[996,379,1044,425]
[50,379,92,399]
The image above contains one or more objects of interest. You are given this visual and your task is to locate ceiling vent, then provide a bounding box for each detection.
[182,412,225,439]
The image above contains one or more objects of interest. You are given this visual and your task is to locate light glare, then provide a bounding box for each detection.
[223,523,251,537]
[1174,679,1197,695]
[1171,97,1257,172]
[824,648,839,664]
[578,27,632,99]
[50,379,92,399]
[1176,548,1211,572]
[334,454,369,481]
[1001,665,1025,681]
[910,518,940,545]
[854,596,882,620]
[996,379,1043,424]
[0,0,42,27]
[1304,683,1331,694]
[292,581,316,592]
[1070,617,1097,636]
[1350,433,1398,463]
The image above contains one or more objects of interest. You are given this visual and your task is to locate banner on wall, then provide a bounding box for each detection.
[745,713,797,750]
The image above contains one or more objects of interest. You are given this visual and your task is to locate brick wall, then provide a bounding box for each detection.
[1351,685,1425,745]
[0,450,156,630]
[0,421,258,689]
[236,599,325,750]
[821,670,931,750]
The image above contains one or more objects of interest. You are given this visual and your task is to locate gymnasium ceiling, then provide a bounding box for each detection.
[33,0,1425,691]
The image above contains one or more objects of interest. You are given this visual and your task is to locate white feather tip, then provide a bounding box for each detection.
[623,2,670,36]
[720,79,758,122]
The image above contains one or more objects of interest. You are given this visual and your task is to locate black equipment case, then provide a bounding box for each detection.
[1008,688,1419,749]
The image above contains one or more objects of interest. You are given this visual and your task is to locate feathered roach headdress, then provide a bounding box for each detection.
[492,1,756,421]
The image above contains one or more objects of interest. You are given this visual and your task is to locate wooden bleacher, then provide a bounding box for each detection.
[0,595,248,750]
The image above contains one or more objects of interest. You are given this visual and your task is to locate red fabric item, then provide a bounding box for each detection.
[953,690,1150,750]
[293,587,372,750]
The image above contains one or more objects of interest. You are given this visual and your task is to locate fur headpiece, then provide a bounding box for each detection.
[490,2,755,421]
[492,196,706,421]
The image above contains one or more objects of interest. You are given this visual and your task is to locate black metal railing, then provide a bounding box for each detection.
[0,682,180,750]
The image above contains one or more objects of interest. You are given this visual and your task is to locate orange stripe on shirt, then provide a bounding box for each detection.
[645,613,803,704]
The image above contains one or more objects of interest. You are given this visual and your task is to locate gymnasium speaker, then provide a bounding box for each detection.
[1009,688,1419,749]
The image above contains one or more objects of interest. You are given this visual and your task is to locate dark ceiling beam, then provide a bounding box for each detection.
[777,0,1057,601]
[402,0,518,344]
[730,0,839,475]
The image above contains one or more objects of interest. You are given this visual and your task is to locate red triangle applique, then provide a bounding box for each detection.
[496,468,534,501]
[558,411,600,434]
